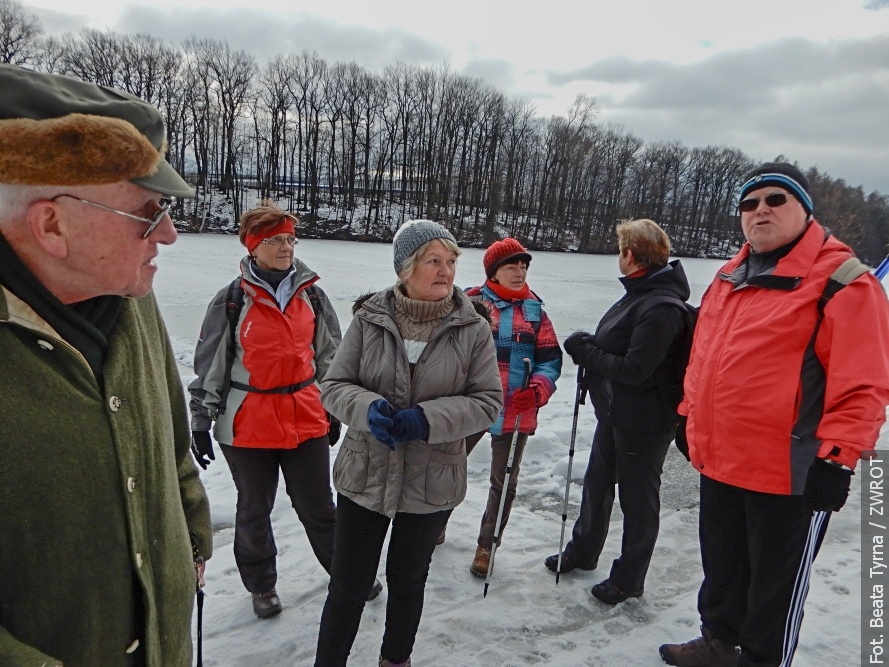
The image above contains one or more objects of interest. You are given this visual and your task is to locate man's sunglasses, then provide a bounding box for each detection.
[737,192,795,213]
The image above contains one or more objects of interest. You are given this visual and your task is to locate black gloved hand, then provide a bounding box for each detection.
[563,331,593,364]
[803,458,853,513]
[674,416,690,461]
[191,431,215,470]
[327,413,342,447]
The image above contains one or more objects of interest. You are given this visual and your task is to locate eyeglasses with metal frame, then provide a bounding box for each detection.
[259,236,298,247]
[50,194,175,238]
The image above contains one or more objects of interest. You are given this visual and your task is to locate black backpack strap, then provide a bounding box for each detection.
[221,280,325,406]
[218,277,245,415]
[818,256,870,315]
[809,255,870,350]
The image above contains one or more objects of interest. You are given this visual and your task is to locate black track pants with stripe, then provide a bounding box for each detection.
[697,475,830,667]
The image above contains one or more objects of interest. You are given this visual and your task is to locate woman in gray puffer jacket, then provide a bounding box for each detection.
[314,220,502,667]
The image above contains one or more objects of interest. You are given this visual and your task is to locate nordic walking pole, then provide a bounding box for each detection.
[874,254,889,281]
[555,365,585,584]
[484,357,532,599]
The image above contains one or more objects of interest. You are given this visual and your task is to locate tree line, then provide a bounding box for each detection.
[3,0,888,261]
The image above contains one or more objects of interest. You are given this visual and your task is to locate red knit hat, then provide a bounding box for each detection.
[483,238,532,278]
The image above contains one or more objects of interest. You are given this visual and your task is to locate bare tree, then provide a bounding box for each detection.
[0,0,42,66]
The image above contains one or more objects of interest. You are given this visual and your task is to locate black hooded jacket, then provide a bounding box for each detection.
[573,259,691,432]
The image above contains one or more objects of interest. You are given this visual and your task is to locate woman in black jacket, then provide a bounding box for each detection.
[545,218,692,605]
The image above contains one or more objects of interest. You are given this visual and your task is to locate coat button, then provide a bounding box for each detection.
[135,552,143,568]
[37,340,54,351]
[127,477,136,493]
[109,396,122,411]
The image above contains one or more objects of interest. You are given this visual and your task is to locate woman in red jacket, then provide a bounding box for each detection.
[188,201,380,618]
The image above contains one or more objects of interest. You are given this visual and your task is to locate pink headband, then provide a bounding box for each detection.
[245,217,296,252]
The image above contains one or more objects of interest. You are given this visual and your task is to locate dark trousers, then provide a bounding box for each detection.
[220,437,336,593]
[698,475,830,667]
[567,420,672,592]
[314,494,451,666]
[465,430,529,548]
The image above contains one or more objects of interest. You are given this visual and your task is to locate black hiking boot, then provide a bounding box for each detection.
[591,578,642,604]
[544,546,597,574]
[659,626,740,666]
[252,588,283,618]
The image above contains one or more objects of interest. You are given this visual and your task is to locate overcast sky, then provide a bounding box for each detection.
[24,0,889,196]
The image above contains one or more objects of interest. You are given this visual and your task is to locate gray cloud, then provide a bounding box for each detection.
[460,58,517,90]
[543,36,889,193]
[117,7,449,69]
[865,0,889,9]
[30,6,90,36]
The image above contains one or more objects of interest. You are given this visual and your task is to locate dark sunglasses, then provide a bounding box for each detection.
[738,192,794,213]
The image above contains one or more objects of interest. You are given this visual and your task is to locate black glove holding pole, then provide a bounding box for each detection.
[803,458,853,513]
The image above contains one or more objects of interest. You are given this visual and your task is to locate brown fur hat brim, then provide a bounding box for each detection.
[0,113,161,186]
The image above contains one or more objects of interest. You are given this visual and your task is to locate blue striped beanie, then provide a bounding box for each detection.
[739,162,813,216]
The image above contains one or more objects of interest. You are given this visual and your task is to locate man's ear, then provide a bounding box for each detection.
[26,200,70,259]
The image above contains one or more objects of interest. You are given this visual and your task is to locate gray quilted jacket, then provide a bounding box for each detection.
[320,286,502,517]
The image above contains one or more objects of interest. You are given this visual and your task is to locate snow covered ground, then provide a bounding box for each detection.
[153,234,876,666]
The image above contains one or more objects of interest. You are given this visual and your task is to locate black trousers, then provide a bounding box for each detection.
[567,420,672,592]
[698,475,830,667]
[220,437,336,593]
[314,494,451,666]
[465,430,530,548]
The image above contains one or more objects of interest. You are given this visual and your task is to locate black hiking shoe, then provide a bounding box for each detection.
[544,548,597,574]
[659,626,740,666]
[252,588,283,618]
[590,578,642,604]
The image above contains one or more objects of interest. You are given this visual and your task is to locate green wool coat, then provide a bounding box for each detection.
[0,287,212,667]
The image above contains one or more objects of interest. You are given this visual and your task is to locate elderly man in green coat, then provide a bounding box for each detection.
[0,65,212,667]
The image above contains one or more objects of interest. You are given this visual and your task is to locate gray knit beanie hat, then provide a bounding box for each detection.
[392,220,457,273]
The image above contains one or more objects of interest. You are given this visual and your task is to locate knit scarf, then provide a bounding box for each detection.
[485,278,531,301]
[393,286,455,364]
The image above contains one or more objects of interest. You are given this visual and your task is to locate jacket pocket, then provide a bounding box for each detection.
[333,434,370,493]
[424,447,467,505]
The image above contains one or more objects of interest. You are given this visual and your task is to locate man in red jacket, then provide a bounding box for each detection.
[660,162,889,667]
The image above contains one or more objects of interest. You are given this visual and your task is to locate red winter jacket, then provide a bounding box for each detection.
[189,257,341,449]
[680,221,889,494]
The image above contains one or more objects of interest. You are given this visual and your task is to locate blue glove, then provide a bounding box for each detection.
[367,399,396,448]
[390,407,430,444]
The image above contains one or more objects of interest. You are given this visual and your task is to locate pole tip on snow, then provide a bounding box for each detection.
[483,583,489,598]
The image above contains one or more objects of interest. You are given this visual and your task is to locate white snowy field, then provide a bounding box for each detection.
[153,234,879,666]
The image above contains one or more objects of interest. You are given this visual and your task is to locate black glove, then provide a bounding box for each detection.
[327,413,342,447]
[191,431,215,470]
[674,416,690,461]
[563,331,593,364]
[803,458,853,513]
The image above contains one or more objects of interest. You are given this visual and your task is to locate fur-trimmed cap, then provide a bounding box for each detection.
[0,64,194,197]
